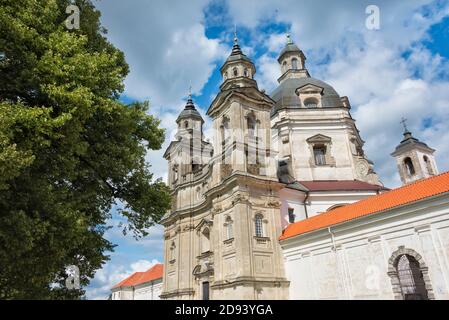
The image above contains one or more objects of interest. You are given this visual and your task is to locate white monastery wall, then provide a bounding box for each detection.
[282,195,449,300]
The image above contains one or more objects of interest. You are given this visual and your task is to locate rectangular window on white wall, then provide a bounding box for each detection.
[313,146,326,165]
[288,208,295,223]
[255,215,263,237]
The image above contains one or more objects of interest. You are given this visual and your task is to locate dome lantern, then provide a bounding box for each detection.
[277,33,309,83]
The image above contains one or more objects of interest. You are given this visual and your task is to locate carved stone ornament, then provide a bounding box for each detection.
[356,159,369,179]
[266,200,281,208]
[232,193,249,205]
[247,163,260,175]
[212,205,222,215]
[221,164,233,179]
[182,224,194,232]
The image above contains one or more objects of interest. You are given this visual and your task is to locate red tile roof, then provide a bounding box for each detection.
[138,263,164,284]
[280,171,449,241]
[299,180,387,192]
[112,264,163,289]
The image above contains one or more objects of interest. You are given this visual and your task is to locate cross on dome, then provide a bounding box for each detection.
[400,117,409,133]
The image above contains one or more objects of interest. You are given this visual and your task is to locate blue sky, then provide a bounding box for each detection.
[85,0,449,299]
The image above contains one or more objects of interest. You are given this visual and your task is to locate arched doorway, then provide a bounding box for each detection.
[387,246,435,300]
[396,255,428,300]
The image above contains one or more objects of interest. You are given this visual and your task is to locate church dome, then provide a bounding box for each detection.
[176,96,203,123]
[223,42,252,64]
[220,34,255,77]
[270,77,342,114]
[277,43,301,62]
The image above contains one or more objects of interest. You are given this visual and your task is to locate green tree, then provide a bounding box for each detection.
[0,0,171,299]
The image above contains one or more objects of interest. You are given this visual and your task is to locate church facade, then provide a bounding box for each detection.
[159,34,449,300]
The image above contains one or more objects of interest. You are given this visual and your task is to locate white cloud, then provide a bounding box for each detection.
[85,258,161,300]
[130,259,158,272]
[266,33,287,53]
[95,0,449,186]
[255,54,279,92]
[97,0,228,107]
[320,41,449,187]
[85,0,449,300]
[229,0,449,188]
[227,0,448,50]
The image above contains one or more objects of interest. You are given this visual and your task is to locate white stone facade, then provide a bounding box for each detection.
[111,279,163,300]
[281,193,449,300]
[159,34,446,300]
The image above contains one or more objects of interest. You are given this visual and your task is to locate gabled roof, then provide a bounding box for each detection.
[138,264,164,284]
[279,171,449,241]
[299,180,387,192]
[207,86,274,117]
[112,271,145,289]
[281,179,386,192]
[112,264,164,289]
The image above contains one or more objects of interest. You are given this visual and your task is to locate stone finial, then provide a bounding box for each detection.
[233,24,238,45]
[286,33,293,45]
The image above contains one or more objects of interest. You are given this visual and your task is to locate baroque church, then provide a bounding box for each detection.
[154,34,449,300]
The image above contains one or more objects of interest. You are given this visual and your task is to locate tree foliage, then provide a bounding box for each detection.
[0,0,171,299]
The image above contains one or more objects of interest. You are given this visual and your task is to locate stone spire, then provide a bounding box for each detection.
[176,88,203,125]
[225,26,250,63]
[219,27,257,89]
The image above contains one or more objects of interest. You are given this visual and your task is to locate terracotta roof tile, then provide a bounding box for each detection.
[137,263,164,285]
[112,264,163,289]
[112,272,144,289]
[280,171,449,241]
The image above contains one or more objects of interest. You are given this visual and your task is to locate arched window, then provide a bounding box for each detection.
[396,255,429,300]
[225,216,233,240]
[282,61,287,72]
[221,117,230,143]
[244,68,249,77]
[172,164,179,182]
[423,156,434,175]
[255,214,263,237]
[404,157,415,176]
[291,58,298,70]
[196,186,201,200]
[304,98,318,108]
[233,67,238,77]
[184,120,189,128]
[201,228,210,253]
[247,115,256,138]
